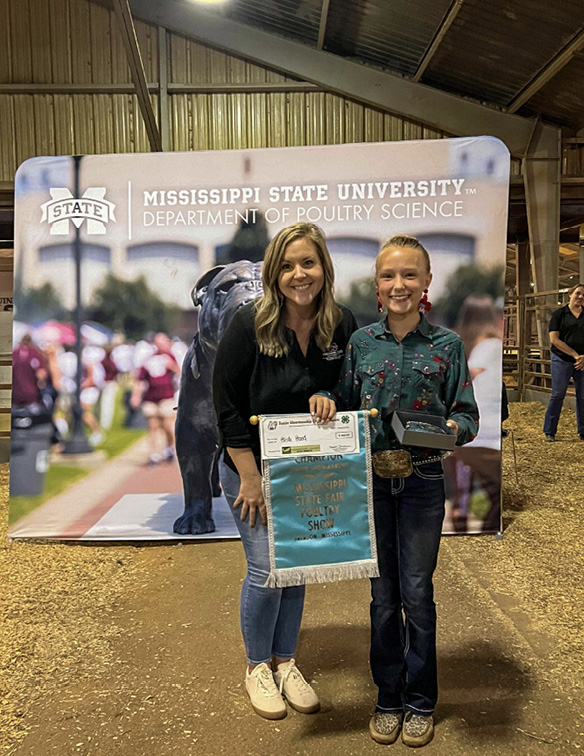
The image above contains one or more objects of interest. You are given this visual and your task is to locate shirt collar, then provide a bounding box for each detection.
[375,314,433,340]
[370,319,387,338]
[415,315,433,338]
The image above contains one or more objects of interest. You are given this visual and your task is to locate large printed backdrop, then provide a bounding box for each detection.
[11,138,509,540]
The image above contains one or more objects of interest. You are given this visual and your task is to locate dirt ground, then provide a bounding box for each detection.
[1,402,583,755]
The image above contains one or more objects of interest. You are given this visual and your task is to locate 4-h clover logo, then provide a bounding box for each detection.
[341,415,350,424]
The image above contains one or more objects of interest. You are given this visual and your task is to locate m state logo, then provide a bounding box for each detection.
[41,188,116,235]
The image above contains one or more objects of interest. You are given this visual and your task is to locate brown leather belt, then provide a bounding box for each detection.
[372,450,446,478]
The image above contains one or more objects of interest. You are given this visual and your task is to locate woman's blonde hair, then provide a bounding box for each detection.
[376,234,431,275]
[254,222,342,357]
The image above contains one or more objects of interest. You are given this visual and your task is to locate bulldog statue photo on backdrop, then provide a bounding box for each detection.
[174,260,264,535]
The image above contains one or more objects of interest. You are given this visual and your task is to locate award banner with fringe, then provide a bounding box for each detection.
[259,411,379,587]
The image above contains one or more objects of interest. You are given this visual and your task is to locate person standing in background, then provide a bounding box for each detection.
[79,354,105,447]
[12,334,48,408]
[543,283,584,442]
[447,295,503,533]
[99,343,120,431]
[131,332,181,464]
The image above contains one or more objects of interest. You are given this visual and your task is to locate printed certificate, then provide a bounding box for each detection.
[259,412,360,459]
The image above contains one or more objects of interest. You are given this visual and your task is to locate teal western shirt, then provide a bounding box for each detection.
[328,315,479,458]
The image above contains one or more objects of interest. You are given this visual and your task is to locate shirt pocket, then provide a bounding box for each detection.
[412,359,444,388]
[358,361,386,388]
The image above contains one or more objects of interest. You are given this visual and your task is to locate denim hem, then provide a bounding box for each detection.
[247,656,273,666]
[375,704,404,714]
[405,704,435,715]
[271,652,295,660]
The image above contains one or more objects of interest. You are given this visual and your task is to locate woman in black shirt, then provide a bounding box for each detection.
[213,222,356,720]
[543,282,584,441]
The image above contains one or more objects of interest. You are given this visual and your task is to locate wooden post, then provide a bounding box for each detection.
[579,224,584,283]
[517,295,526,401]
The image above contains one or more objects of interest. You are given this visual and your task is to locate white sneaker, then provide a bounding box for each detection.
[273,659,320,714]
[245,663,287,720]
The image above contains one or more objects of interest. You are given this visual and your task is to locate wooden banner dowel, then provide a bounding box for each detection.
[251,411,377,423]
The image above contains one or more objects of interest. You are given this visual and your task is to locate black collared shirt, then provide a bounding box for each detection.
[549,304,584,362]
[213,301,358,470]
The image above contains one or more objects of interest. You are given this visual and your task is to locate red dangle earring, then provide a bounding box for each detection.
[376,292,384,313]
[419,288,432,312]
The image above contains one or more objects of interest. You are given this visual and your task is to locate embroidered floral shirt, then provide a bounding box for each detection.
[329,315,479,457]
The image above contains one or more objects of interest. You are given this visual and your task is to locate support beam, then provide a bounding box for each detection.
[507,27,584,113]
[412,0,465,83]
[317,0,330,51]
[113,0,162,151]
[524,122,561,294]
[129,0,559,159]
[0,83,158,94]
[0,82,322,95]
[516,241,531,296]
[580,225,584,282]
[158,27,170,151]
[168,83,321,93]
[523,121,561,342]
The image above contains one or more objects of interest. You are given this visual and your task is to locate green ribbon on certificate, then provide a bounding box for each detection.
[259,410,379,587]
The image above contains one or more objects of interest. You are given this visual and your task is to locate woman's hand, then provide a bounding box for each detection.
[233,473,267,527]
[575,354,584,370]
[309,394,337,423]
[446,419,459,436]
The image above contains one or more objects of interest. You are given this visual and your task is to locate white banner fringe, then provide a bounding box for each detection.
[265,559,379,588]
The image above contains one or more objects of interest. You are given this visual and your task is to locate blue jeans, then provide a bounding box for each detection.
[219,460,305,665]
[543,353,584,436]
[370,463,445,716]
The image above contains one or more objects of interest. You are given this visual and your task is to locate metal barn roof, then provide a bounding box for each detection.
[197,0,584,131]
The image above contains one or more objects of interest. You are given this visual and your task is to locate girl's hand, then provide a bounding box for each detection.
[233,474,266,527]
[446,419,459,436]
[309,394,337,423]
